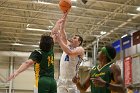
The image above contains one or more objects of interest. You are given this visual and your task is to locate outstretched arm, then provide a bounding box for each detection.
[51,13,68,44]
[7,59,35,81]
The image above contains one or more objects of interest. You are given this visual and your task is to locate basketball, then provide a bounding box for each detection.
[59,0,71,13]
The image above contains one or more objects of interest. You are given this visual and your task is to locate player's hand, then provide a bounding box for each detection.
[62,12,68,19]
[60,13,68,30]
[52,12,68,34]
[72,75,80,84]
[55,18,64,30]
[52,18,65,34]
[90,77,106,87]
[59,12,68,30]
[6,71,19,82]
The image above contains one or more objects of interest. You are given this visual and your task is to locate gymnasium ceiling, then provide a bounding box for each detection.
[0,0,140,52]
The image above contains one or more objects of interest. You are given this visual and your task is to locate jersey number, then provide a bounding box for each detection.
[48,56,54,67]
[64,55,69,61]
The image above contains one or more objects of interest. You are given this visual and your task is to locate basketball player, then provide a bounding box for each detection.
[7,34,57,93]
[54,13,85,93]
[72,45,126,93]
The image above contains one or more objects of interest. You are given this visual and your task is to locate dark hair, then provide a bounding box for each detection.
[75,35,83,46]
[105,45,116,62]
[39,34,54,51]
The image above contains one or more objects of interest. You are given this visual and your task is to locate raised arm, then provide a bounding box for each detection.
[50,19,61,43]
[51,13,68,44]
[59,12,68,45]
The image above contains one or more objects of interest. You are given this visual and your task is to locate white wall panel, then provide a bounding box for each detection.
[125,46,136,57]
[0,61,9,82]
[132,57,140,84]
[137,44,140,53]
[13,66,34,90]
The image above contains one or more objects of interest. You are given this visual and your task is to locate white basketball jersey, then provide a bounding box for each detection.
[59,46,81,80]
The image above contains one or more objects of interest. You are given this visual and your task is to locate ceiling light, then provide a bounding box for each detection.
[72,6,77,8]
[127,13,137,16]
[100,31,106,35]
[34,1,52,5]
[48,26,53,29]
[31,45,39,47]
[136,7,140,11]
[26,28,51,32]
[12,43,23,46]
[72,0,77,1]
[121,34,127,38]
[27,24,30,27]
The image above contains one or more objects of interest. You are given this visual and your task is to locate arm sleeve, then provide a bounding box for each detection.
[28,50,42,63]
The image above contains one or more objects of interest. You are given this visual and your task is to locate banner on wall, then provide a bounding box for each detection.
[112,40,121,53]
[124,56,132,85]
[133,30,140,45]
[121,35,131,50]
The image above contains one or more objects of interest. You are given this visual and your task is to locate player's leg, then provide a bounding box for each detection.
[38,76,51,93]
[50,78,57,93]
[33,85,38,93]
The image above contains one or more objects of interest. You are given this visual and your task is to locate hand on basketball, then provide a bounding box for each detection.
[62,12,68,19]
[90,77,106,87]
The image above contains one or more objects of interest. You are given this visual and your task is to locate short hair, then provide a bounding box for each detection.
[75,35,83,46]
[104,45,116,62]
[39,34,54,52]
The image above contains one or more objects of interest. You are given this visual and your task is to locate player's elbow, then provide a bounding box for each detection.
[24,60,34,66]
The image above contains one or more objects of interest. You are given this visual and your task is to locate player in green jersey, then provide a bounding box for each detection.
[7,34,56,93]
[72,45,126,93]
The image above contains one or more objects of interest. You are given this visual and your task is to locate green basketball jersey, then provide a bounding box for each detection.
[90,62,114,93]
[29,49,54,87]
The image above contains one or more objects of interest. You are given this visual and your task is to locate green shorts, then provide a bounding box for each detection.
[38,76,57,93]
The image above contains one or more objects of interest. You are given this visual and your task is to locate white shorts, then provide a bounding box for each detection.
[57,79,80,93]
[34,86,38,93]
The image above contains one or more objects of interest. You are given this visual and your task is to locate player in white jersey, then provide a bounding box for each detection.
[55,13,85,93]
